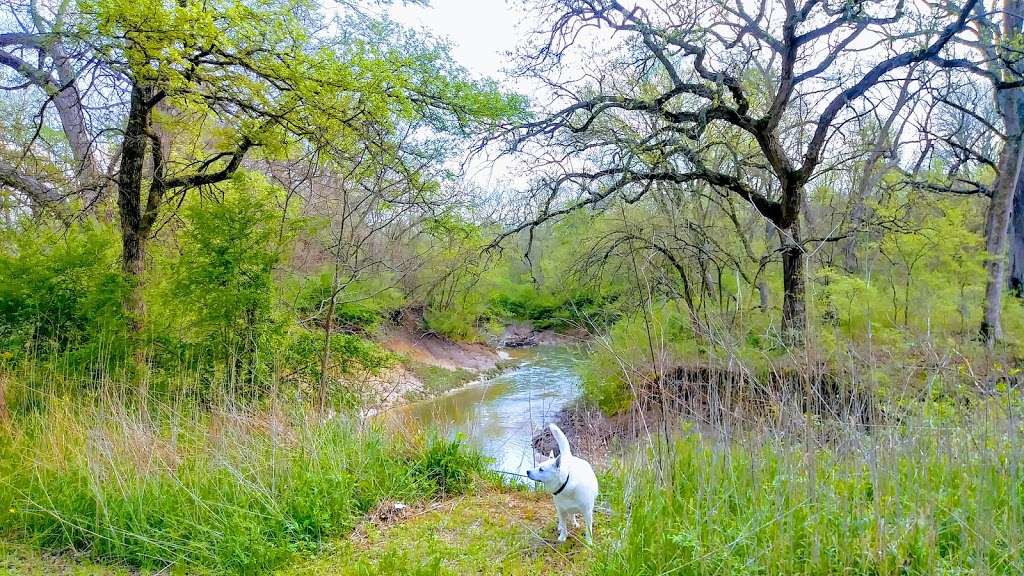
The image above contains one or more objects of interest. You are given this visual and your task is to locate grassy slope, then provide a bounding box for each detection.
[277,488,595,576]
[1,489,596,576]
[5,425,1022,576]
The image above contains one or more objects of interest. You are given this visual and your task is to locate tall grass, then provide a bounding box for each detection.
[0,395,483,575]
[595,414,1023,575]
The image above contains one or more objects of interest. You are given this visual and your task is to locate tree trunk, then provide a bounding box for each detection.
[982,84,1024,347]
[319,286,337,415]
[51,48,102,200]
[116,84,152,335]
[780,219,806,346]
[758,279,770,311]
[1010,173,1024,296]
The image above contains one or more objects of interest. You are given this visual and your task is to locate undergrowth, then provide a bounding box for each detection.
[595,418,1024,575]
[0,399,484,575]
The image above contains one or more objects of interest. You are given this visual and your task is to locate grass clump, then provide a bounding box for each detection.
[594,421,1024,575]
[0,400,484,575]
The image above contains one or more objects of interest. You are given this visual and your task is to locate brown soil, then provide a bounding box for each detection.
[532,401,651,466]
[382,326,502,372]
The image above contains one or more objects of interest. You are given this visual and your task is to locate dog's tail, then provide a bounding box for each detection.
[549,423,572,458]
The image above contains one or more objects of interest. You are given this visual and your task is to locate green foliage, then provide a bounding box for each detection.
[156,173,293,390]
[0,219,129,368]
[411,434,485,497]
[0,402,485,575]
[423,305,483,341]
[410,211,630,341]
[295,271,405,334]
[809,197,991,355]
[488,286,616,330]
[580,302,698,414]
[283,329,396,390]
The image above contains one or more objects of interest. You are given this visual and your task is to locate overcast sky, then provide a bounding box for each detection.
[385,1,536,194]
[389,0,524,82]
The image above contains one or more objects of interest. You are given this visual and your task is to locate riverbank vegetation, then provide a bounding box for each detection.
[2,0,1024,573]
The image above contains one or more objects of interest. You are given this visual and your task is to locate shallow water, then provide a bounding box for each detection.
[391,346,582,478]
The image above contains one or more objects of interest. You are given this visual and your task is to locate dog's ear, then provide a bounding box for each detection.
[555,454,562,468]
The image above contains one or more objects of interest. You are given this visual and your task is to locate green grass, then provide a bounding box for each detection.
[2,374,1021,576]
[0,399,484,575]
[594,423,1024,575]
[3,409,1021,575]
[403,361,480,401]
[276,489,595,576]
[0,541,130,575]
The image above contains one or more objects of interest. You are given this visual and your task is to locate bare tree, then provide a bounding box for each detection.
[498,0,978,345]
[840,69,918,271]
[0,0,108,209]
[914,0,1024,347]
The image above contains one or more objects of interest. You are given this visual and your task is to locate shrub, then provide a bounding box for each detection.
[488,286,617,331]
[158,172,295,392]
[295,271,405,334]
[580,302,698,413]
[0,219,129,369]
[412,434,484,496]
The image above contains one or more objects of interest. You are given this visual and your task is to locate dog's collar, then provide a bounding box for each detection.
[552,472,570,496]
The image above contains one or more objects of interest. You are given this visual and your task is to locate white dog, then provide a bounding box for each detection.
[526,423,598,543]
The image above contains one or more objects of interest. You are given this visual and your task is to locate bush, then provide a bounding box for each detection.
[0,219,129,369]
[581,302,698,413]
[155,172,295,393]
[412,434,484,496]
[295,271,405,334]
[423,304,483,341]
[488,286,617,331]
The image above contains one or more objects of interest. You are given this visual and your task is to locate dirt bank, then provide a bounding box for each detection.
[531,400,636,466]
[382,326,504,373]
[499,322,587,348]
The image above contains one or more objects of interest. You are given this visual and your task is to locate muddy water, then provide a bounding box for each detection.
[389,346,582,478]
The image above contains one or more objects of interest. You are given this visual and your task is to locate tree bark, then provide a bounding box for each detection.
[319,278,338,415]
[981,125,1021,346]
[1010,96,1024,296]
[981,103,1022,346]
[116,84,152,335]
[51,44,103,198]
[981,0,1024,347]
[780,219,806,346]
[1010,172,1024,296]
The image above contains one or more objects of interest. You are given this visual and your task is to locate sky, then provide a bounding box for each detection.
[385,1,536,194]
[388,0,524,83]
